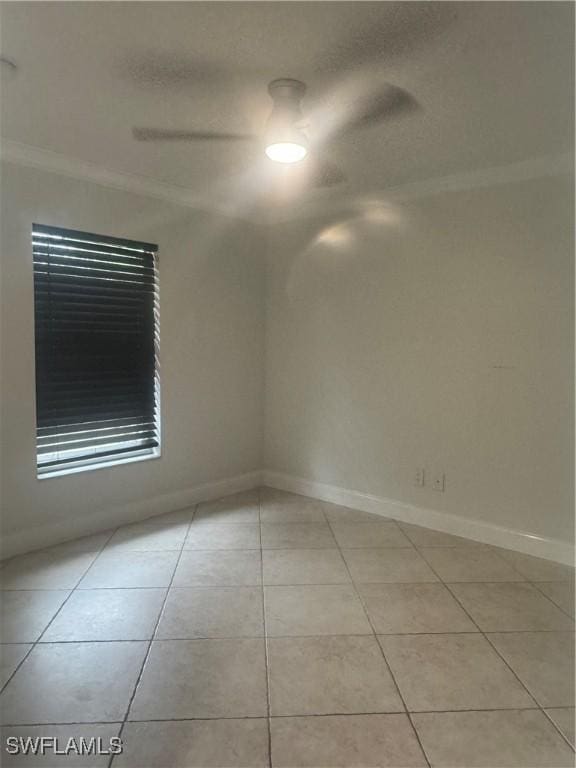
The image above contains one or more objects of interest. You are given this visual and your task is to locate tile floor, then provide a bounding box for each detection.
[0,487,574,767]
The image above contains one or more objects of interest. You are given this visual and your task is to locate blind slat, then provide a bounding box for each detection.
[38,442,159,470]
[33,223,157,252]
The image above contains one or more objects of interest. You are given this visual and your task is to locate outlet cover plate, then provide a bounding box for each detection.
[433,473,445,492]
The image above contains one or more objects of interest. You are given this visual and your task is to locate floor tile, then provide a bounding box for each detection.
[545,708,575,748]
[143,506,196,525]
[195,491,259,524]
[263,549,350,585]
[41,588,166,641]
[260,500,326,523]
[330,522,412,548]
[156,587,264,638]
[412,709,575,767]
[342,548,438,583]
[265,585,372,636]
[261,523,336,549]
[358,583,477,634]
[0,551,98,590]
[105,523,188,552]
[398,523,484,547]
[270,713,427,767]
[379,633,534,711]
[535,581,575,617]
[0,645,31,688]
[115,719,269,767]
[41,533,112,555]
[0,590,70,643]
[259,487,308,506]
[184,523,260,550]
[78,551,179,589]
[496,549,576,582]
[0,724,122,767]
[173,550,261,586]
[5,512,572,767]
[488,631,575,707]
[128,638,267,720]
[419,547,524,582]
[268,635,403,715]
[0,641,147,724]
[449,582,575,631]
[323,505,388,524]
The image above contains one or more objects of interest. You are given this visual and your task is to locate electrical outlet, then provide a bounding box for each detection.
[415,468,425,487]
[432,473,445,492]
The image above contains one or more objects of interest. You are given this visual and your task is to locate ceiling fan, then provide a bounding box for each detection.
[132,77,418,188]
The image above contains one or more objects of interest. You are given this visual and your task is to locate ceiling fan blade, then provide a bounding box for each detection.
[312,161,347,188]
[132,127,256,142]
[338,83,420,134]
[316,3,457,72]
[122,52,231,90]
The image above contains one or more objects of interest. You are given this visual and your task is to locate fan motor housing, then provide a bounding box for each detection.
[268,78,306,101]
[266,78,307,139]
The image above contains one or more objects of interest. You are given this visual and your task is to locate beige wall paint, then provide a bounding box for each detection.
[0,164,265,548]
[264,175,574,543]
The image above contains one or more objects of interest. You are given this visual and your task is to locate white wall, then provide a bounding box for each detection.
[1,163,265,556]
[1,162,573,559]
[264,174,574,545]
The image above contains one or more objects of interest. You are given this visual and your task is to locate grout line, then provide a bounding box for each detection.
[420,559,542,705]
[3,577,575,593]
[7,705,572,730]
[325,515,432,768]
[3,626,575,648]
[428,561,576,755]
[1,577,571,592]
[170,546,263,552]
[0,529,119,696]
[446,580,576,754]
[540,707,576,753]
[1,582,571,593]
[529,580,576,622]
[415,554,574,756]
[486,549,576,595]
[106,507,196,768]
[258,488,273,768]
[4,706,563,728]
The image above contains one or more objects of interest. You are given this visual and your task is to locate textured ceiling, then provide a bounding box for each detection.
[0,1,573,216]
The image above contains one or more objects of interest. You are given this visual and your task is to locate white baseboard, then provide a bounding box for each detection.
[1,470,262,560]
[4,467,574,567]
[262,470,575,566]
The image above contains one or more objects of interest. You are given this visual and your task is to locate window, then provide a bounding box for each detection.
[32,224,160,477]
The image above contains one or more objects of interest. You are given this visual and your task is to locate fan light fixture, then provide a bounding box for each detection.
[131,71,415,190]
[265,78,308,164]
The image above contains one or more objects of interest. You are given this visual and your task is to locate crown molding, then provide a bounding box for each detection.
[0,139,261,224]
[266,151,574,224]
[2,139,572,228]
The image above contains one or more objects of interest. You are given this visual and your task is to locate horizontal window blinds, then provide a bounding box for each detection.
[32,224,160,475]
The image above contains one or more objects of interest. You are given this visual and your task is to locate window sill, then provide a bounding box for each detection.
[37,449,161,480]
